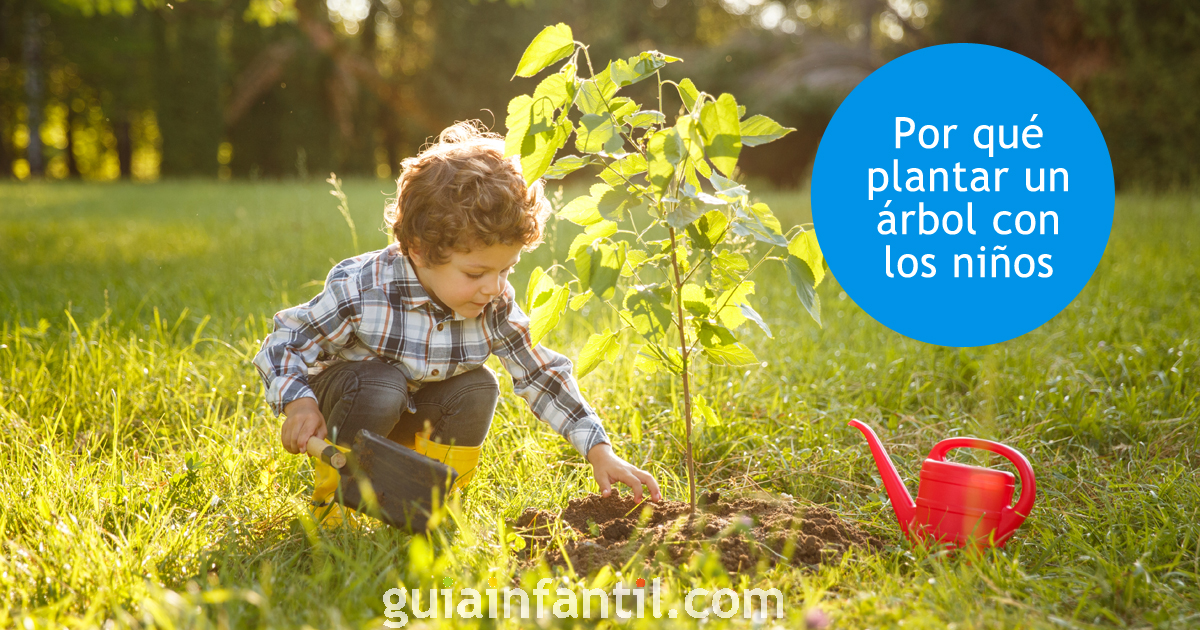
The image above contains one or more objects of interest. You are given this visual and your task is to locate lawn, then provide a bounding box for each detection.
[1,180,1197,629]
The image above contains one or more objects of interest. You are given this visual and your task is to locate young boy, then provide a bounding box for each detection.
[253,122,660,522]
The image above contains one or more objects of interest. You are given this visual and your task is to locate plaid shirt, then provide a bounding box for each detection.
[252,244,609,457]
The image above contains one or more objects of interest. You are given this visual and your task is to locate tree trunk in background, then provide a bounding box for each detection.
[153,6,222,177]
[340,0,381,177]
[115,115,133,178]
[66,105,80,177]
[0,105,12,178]
[380,106,401,178]
[23,12,44,177]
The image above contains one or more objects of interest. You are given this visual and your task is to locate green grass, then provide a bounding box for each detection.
[1,180,1197,629]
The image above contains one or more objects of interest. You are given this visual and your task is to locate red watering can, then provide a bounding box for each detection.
[848,419,1036,548]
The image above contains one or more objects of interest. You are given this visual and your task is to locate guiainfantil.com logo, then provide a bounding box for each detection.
[381,577,784,626]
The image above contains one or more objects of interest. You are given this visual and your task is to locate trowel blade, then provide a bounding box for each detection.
[336,429,458,532]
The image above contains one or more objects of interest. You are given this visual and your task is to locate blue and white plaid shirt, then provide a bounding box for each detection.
[253,243,609,457]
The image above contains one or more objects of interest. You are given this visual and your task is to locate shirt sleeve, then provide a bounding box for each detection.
[487,283,610,458]
[252,260,362,415]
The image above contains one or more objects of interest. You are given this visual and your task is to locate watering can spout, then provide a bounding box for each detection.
[848,419,917,534]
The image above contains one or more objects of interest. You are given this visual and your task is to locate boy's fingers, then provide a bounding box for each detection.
[635,469,662,502]
[620,470,644,503]
[597,473,612,497]
[282,422,298,454]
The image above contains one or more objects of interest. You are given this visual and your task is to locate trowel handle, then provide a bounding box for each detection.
[306,437,347,469]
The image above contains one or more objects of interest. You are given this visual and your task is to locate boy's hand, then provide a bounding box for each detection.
[281,397,327,454]
[586,443,662,503]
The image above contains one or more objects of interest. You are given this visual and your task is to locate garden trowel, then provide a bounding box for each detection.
[305,430,458,532]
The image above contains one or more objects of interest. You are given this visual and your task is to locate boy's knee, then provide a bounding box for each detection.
[455,366,500,410]
[322,360,410,444]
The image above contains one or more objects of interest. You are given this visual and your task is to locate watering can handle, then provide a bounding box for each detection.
[928,437,1037,540]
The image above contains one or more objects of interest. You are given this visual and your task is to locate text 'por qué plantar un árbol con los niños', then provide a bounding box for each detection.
[870,116,1065,280]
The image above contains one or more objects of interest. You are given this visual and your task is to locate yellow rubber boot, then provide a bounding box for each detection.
[413,435,482,491]
[310,441,353,528]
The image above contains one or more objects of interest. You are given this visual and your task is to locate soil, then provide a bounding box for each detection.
[510,491,881,575]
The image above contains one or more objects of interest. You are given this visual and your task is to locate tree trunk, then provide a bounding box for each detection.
[153,7,222,176]
[0,105,12,178]
[668,226,697,510]
[23,12,44,178]
[65,105,81,178]
[115,115,133,178]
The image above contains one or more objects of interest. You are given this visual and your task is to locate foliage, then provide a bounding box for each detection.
[504,25,826,507]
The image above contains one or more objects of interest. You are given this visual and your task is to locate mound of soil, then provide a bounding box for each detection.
[510,491,881,575]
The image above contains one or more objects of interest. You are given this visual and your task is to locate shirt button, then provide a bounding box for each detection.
[437,323,444,331]
[431,369,440,376]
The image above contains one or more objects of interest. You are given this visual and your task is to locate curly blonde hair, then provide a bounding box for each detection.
[384,121,551,266]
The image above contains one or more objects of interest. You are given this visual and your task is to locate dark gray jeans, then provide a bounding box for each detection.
[308,360,499,450]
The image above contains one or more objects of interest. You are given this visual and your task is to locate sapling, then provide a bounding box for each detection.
[505,24,826,508]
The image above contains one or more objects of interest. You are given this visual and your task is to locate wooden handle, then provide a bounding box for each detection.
[306,437,346,469]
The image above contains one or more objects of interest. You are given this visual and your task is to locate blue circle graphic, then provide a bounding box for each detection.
[811,44,1114,347]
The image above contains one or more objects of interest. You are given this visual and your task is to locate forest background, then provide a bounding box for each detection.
[1,0,1196,191]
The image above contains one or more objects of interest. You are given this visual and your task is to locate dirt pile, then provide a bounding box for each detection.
[510,491,881,575]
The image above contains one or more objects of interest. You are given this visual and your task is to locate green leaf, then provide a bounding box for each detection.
[788,229,825,287]
[694,394,721,427]
[733,202,787,247]
[599,153,647,186]
[681,283,711,318]
[577,67,617,115]
[685,209,730,250]
[529,285,570,345]
[514,24,575,78]
[784,255,823,328]
[738,303,773,338]
[543,155,594,180]
[708,172,748,202]
[525,266,550,313]
[696,322,758,365]
[625,110,665,129]
[576,113,622,154]
[622,249,649,277]
[594,184,636,222]
[711,250,749,289]
[576,329,621,378]
[532,66,576,110]
[559,183,630,225]
[699,93,742,178]
[569,290,593,311]
[625,286,673,341]
[504,95,535,157]
[664,196,707,229]
[674,116,711,178]
[567,220,618,261]
[629,408,643,443]
[740,114,794,147]
[679,179,726,206]
[558,191,604,226]
[633,350,659,375]
[528,117,573,183]
[574,240,626,300]
[505,95,572,184]
[714,281,754,330]
[676,78,700,112]
[638,342,684,374]
[609,51,669,87]
[647,128,684,196]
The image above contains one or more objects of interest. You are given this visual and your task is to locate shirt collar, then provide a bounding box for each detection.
[388,244,475,321]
